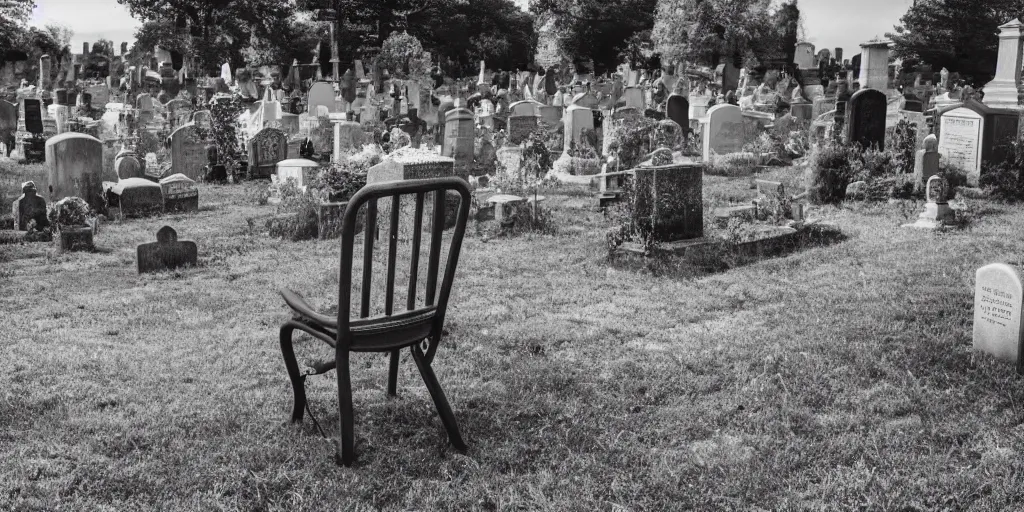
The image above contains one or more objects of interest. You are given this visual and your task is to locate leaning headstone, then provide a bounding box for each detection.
[974,263,1024,372]
[11,181,48,231]
[137,226,198,274]
[159,173,199,212]
[169,124,206,181]
[702,104,743,160]
[666,94,690,131]
[108,177,164,217]
[306,82,336,114]
[246,127,287,179]
[45,133,104,210]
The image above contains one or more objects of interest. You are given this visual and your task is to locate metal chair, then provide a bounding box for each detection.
[279,177,471,466]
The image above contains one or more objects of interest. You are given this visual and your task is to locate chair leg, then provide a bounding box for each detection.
[387,349,400,397]
[335,348,355,467]
[411,345,467,452]
[279,323,306,423]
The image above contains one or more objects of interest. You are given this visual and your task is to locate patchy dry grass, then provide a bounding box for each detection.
[3,162,1024,510]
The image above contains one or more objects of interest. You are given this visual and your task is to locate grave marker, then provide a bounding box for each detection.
[666,94,689,131]
[160,173,199,212]
[938,107,982,183]
[307,82,336,114]
[702,104,743,160]
[45,132,104,210]
[169,124,207,181]
[974,263,1024,372]
[137,226,198,274]
[246,127,287,179]
[845,88,888,149]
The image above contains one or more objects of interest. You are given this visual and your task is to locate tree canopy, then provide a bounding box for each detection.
[530,0,657,74]
[888,0,1023,85]
[652,0,794,70]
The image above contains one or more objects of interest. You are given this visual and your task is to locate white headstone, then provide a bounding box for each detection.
[938,107,983,183]
[702,104,743,160]
[974,263,1024,366]
[563,105,594,153]
[307,82,336,114]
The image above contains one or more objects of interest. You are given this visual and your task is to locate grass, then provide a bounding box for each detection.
[3,161,1024,510]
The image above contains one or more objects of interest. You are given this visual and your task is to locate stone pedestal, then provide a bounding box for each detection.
[859,40,891,93]
[984,19,1024,110]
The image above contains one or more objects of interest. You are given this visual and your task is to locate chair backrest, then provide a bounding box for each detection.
[337,177,471,347]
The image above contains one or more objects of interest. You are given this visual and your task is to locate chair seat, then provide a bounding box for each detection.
[280,288,439,351]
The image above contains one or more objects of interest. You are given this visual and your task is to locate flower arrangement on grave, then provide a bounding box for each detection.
[47,197,93,232]
[309,160,369,203]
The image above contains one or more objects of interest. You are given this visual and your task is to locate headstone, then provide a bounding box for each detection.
[159,173,199,212]
[114,147,145,179]
[246,127,287,179]
[508,113,539,144]
[192,110,212,130]
[45,133,104,210]
[307,82,336,114]
[137,226,198,274]
[702,104,744,160]
[845,89,887,149]
[621,87,644,110]
[858,40,891,93]
[331,120,364,159]
[631,163,704,242]
[275,158,320,190]
[973,263,1024,370]
[169,124,207,181]
[23,99,43,134]
[0,101,16,155]
[666,94,689,131]
[539,105,563,127]
[938,107,983,184]
[11,181,48,231]
[108,177,164,217]
[442,108,475,170]
[914,134,940,186]
[794,42,815,69]
[563,105,595,153]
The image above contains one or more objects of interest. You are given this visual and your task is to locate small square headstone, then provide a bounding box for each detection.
[137,226,198,274]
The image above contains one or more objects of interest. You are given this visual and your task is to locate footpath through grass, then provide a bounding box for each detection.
[2,162,1024,510]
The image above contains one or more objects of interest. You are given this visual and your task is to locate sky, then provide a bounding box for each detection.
[31,0,917,60]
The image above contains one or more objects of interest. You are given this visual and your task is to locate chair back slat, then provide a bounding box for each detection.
[384,193,400,316]
[337,178,471,348]
[425,190,444,307]
[360,198,377,318]
[407,191,425,311]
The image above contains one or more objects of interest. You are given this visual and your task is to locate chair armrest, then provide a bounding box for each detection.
[280,288,337,328]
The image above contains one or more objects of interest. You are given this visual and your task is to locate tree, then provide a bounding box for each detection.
[408,0,535,75]
[888,0,1022,85]
[530,0,657,74]
[242,12,325,67]
[118,0,293,71]
[0,0,35,62]
[652,0,779,69]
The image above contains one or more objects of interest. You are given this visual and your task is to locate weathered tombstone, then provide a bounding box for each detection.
[621,87,644,110]
[442,108,475,171]
[169,124,207,181]
[306,82,336,114]
[275,158,320,191]
[563,105,595,153]
[937,100,1019,186]
[507,112,539,144]
[11,181,48,231]
[114,147,145,179]
[332,120,364,158]
[903,175,955,229]
[108,177,164,217]
[165,98,192,129]
[55,89,68,106]
[666,94,689,131]
[0,101,16,157]
[973,263,1024,372]
[45,133,104,210]
[845,88,887,149]
[914,134,940,186]
[160,173,199,212]
[246,127,287,179]
[137,226,198,274]
[631,162,704,242]
[702,104,743,160]
[308,118,333,158]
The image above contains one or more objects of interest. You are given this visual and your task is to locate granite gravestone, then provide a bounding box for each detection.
[11,181,48,231]
[845,88,887,149]
[702,104,743,160]
[137,226,198,274]
[159,173,199,212]
[974,263,1024,373]
[109,177,164,217]
[114,147,145,179]
[169,124,207,181]
[936,100,1019,186]
[666,94,689,131]
[246,127,287,179]
[45,133,104,210]
[631,163,704,242]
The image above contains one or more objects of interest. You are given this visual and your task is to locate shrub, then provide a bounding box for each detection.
[805,141,859,203]
[885,119,916,175]
[308,161,369,202]
[268,191,322,241]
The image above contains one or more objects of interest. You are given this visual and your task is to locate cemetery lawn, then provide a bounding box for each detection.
[5,162,1024,510]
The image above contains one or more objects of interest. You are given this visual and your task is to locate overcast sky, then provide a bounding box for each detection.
[34,0,917,60]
